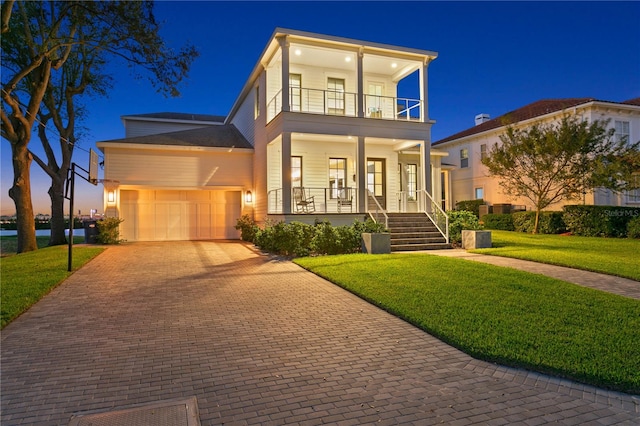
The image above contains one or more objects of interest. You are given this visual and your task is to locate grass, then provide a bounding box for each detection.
[295,253,640,394]
[472,231,640,281]
[1,242,104,328]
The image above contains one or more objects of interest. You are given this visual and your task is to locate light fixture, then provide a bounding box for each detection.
[107,190,116,205]
[245,191,253,203]
[391,62,398,69]
[294,48,301,56]
[345,56,351,62]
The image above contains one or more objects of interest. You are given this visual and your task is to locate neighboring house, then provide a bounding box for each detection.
[98,28,449,242]
[432,98,640,212]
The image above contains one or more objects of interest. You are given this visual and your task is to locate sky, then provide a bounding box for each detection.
[2,1,639,216]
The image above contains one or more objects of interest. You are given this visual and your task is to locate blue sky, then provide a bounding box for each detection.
[2,1,639,215]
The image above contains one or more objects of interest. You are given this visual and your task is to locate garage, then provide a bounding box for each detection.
[119,189,241,241]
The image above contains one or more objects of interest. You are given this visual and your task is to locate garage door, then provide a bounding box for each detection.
[119,190,241,241]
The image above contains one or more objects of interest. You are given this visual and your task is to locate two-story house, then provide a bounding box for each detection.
[433,98,640,212]
[97,29,449,245]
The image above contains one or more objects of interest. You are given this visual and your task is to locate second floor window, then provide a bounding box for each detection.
[627,174,640,204]
[292,156,302,188]
[329,158,347,198]
[460,148,469,168]
[290,74,301,112]
[327,78,345,115]
[480,144,487,161]
[615,120,630,144]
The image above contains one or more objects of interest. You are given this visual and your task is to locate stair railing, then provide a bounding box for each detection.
[367,189,388,229]
[417,190,449,243]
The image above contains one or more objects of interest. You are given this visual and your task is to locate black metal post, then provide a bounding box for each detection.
[67,164,75,272]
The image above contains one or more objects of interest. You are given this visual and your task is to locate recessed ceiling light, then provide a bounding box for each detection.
[345,56,352,62]
[294,49,301,56]
[391,62,398,68]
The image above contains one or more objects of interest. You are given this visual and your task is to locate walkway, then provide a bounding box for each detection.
[1,241,638,425]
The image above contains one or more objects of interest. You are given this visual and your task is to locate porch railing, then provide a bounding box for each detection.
[266,89,423,123]
[417,189,449,243]
[367,190,388,229]
[266,187,357,214]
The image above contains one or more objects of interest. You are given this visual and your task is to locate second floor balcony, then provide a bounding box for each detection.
[267,88,422,123]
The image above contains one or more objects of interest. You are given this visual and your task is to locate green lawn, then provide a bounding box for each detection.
[1,243,104,328]
[295,253,640,394]
[472,231,640,281]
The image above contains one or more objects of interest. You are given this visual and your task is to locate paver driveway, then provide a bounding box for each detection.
[1,241,638,425]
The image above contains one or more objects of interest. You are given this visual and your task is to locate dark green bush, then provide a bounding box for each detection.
[455,199,485,217]
[95,217,125,244]
[448,210,482,244]
[482,213,515,231]
[627,217,640,239]
[235,214,258,242]
[563,205,640,237]
[512,211,566,234]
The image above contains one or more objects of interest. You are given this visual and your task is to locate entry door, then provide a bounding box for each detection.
[367,158,386,209]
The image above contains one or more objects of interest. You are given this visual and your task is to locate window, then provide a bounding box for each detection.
[460,148,469,168]
[290,74,301,112]
[291,156,302,188]
[406,164,417,199]
[615,120,630,144]
[329,158,347,198]
[367,82,383,117]
[475,187,484,200]
[627,174,640,204]
[367,159,384,196]
[480,144,487,160]
[254,85,260,118]
[327,78,345,115]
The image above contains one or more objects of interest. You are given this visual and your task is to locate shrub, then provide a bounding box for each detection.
[627,216,640,239]
[512,211,566,234]
[455,199,485,217]
[448,210,482,244]
[235,214,258,242]
[482,213,515,231]
[563,205,640,237]
[95,217,125,244]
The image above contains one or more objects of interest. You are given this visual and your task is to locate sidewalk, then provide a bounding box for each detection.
[427,249,640,300]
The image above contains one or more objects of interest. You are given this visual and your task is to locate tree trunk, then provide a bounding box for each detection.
[48,176,68,246]
[9,142,38,253]
[533,208,541,234]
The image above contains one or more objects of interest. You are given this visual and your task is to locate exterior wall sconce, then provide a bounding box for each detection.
[245,191,253,203]
[107,190,116,205]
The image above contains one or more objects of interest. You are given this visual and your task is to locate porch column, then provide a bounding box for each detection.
[420,58,431,122]
[278,35,290,113]
[420,140,432,195]
[282,132,292,213]
[357,136,366,213]
[357,48,364,118]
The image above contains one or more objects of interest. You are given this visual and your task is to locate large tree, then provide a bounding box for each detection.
[1,0,198,251]
[482,115,640,233]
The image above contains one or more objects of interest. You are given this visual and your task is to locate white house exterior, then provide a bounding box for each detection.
[97,29,448,242]
[432,98,640,212]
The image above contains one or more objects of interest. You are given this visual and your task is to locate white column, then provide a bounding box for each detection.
[420,140,432,195]
[278,35,290,113]
[282,133,292,214]
[420,58,431,122]
[357,136,366,212]
[357,48,364,118]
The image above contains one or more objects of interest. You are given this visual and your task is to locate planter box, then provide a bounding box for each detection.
[461,230,492,249]
[361,233,391,254]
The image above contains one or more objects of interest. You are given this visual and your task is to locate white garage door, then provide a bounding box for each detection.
[119,190,241,241]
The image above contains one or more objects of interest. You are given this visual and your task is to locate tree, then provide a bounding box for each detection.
[1,1,198,252]
[481,115,640,233]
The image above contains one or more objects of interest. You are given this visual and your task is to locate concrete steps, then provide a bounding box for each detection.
[387,213,450,251]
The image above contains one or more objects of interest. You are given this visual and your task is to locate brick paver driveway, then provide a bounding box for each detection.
[2,241,638,425]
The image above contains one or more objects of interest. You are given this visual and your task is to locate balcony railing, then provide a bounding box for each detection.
[266,88,423,122]
[267,187,357,214]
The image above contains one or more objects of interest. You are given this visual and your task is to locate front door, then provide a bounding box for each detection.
[367,158,386,210]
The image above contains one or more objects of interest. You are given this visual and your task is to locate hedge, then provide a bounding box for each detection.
[512,211,567,234]
[482,213,515,231]
[455,199,485,218]
[563,205,640,237]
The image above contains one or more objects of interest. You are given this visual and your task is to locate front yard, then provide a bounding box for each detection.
[295,248,640,394]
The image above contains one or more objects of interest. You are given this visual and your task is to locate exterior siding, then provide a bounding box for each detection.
[230,85,257,146]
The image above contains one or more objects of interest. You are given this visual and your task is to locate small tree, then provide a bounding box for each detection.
[482,116,640,233]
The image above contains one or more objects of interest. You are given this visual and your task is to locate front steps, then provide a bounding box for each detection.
[387,213,451,251]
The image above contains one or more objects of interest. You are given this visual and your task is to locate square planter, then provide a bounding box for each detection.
[461,230,492,249]
[361,233,391,254]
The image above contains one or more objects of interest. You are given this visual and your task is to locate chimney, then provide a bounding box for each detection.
[475,113,490,126]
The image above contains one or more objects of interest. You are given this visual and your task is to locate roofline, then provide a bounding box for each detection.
[226,28,438,124]
[433,98,640,147]
[122,115,223,126]
[96,142,253,154]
